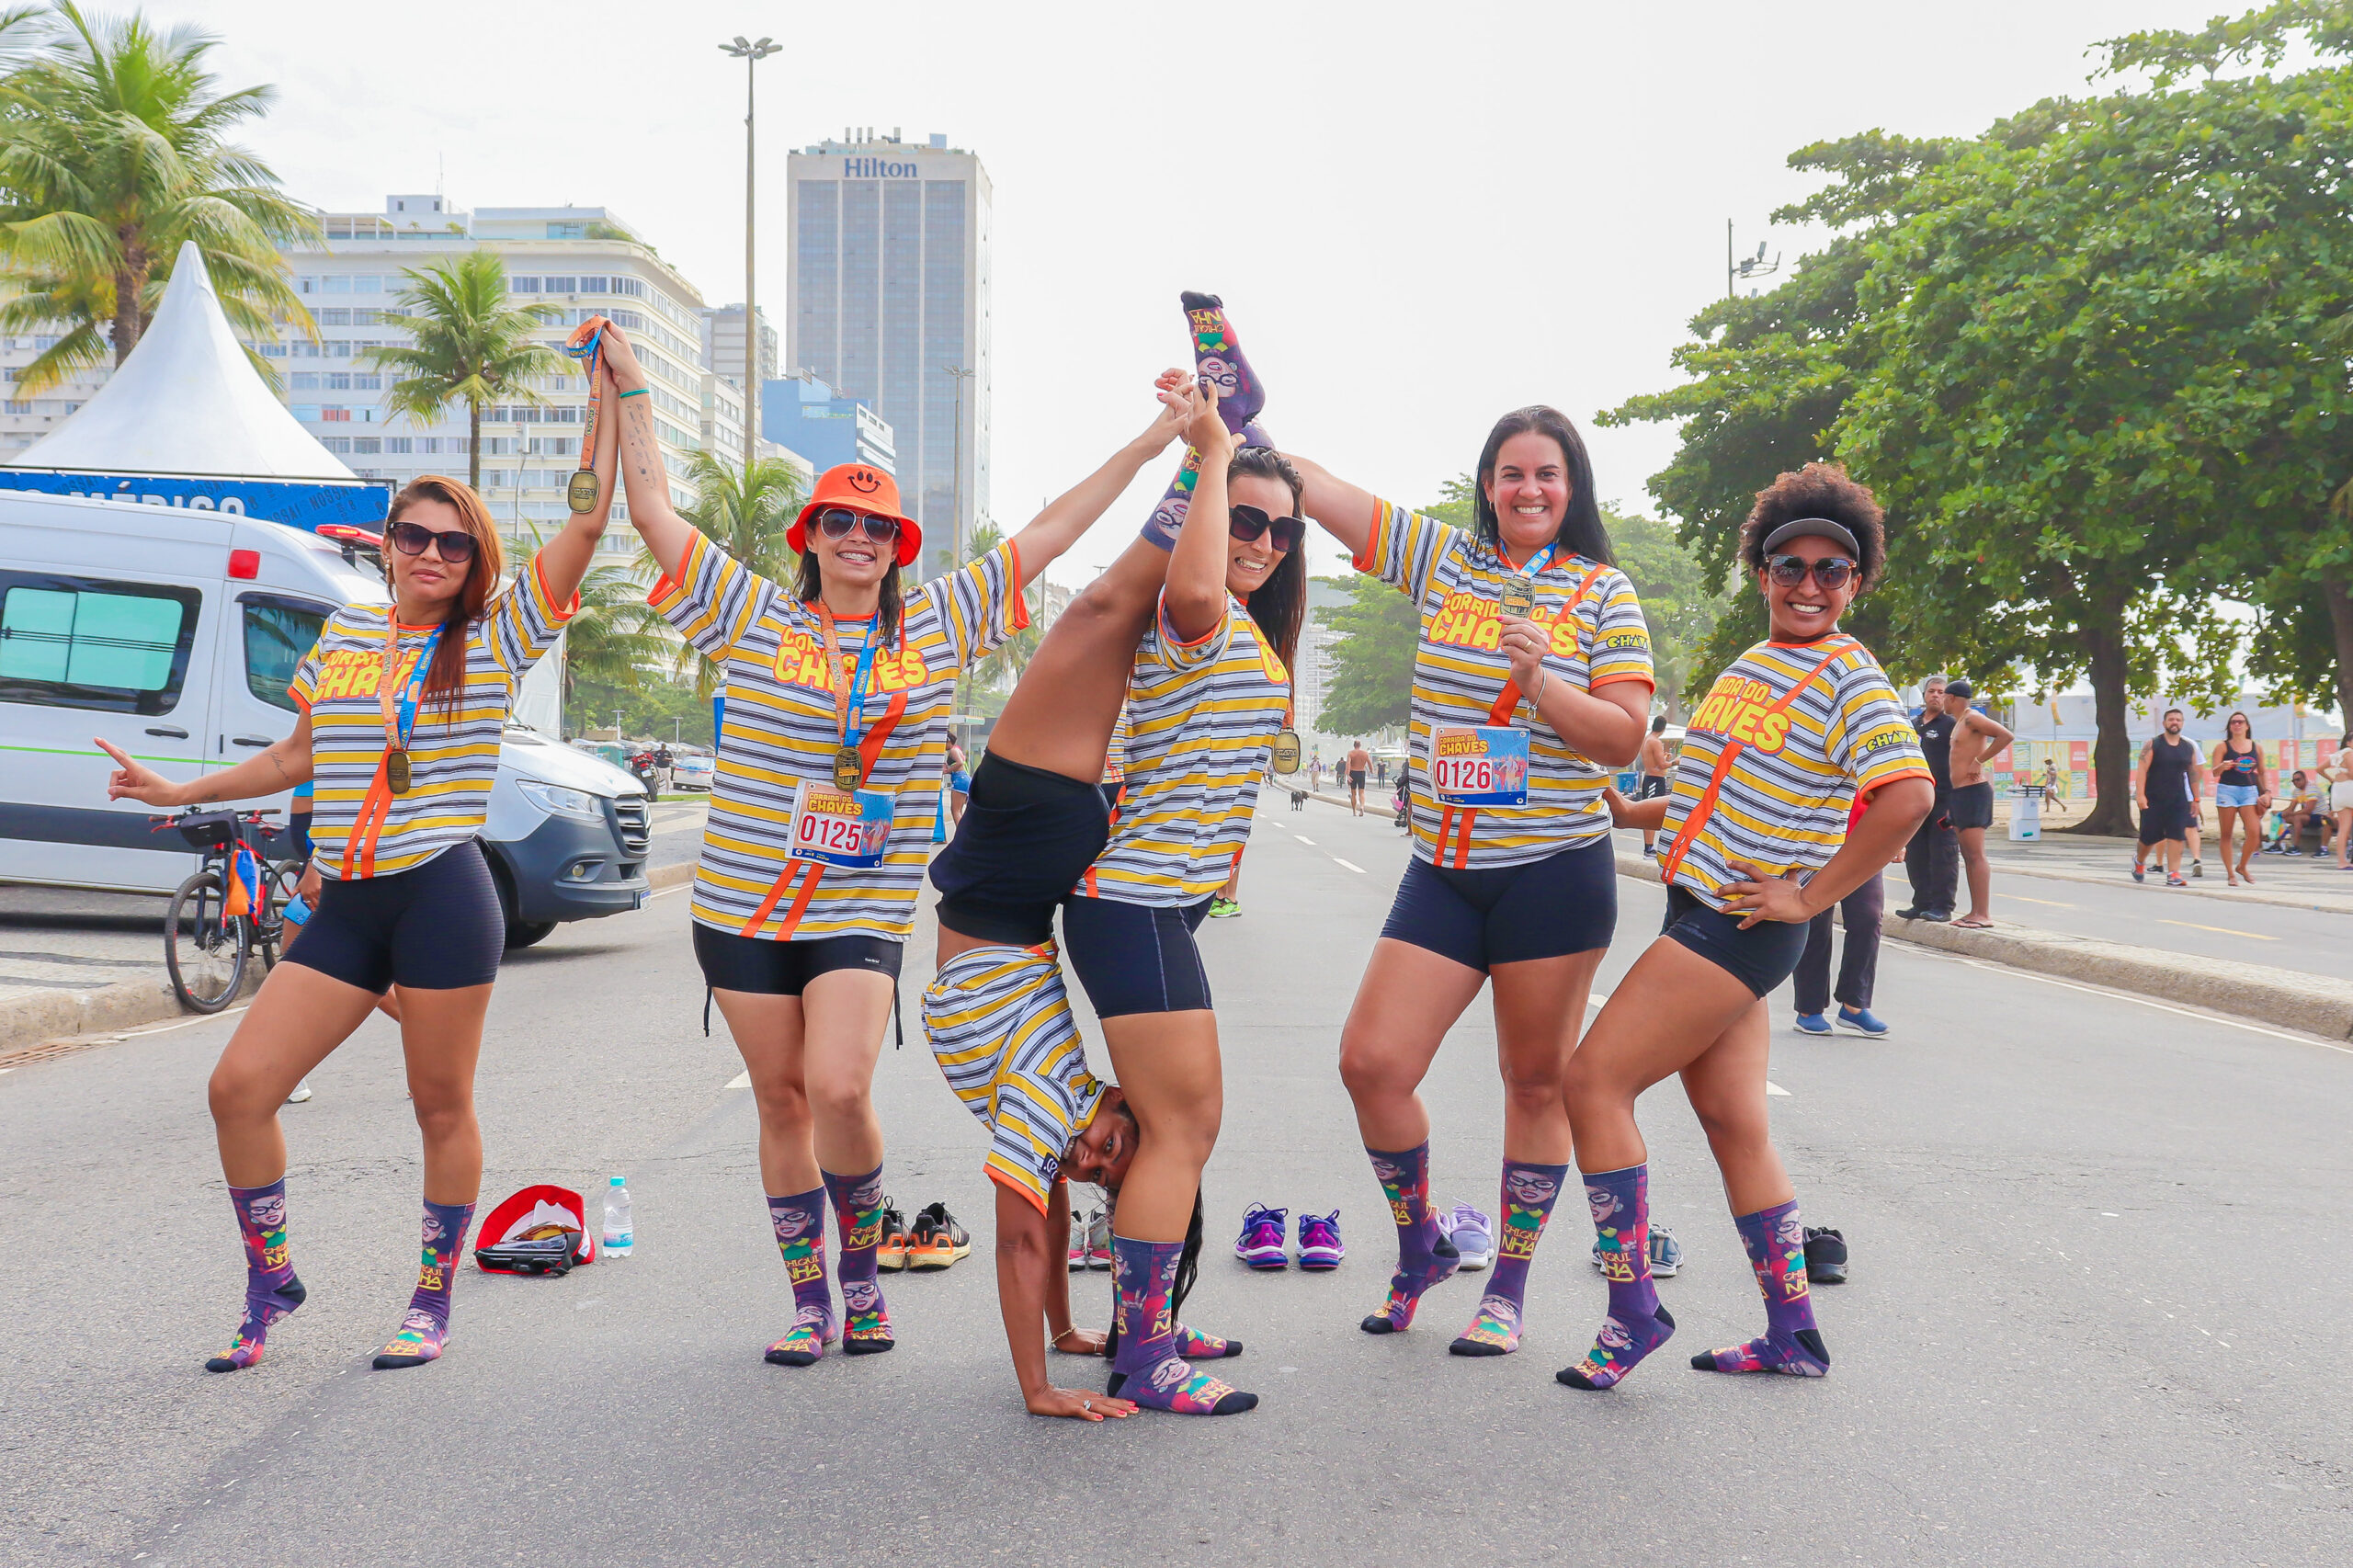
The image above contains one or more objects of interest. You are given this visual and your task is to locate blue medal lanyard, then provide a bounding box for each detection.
[381,619,444,753]
[1506,541,1556,585]
[816,605,879,759]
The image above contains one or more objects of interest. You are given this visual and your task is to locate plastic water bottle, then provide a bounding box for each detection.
[602,1176,633,1256]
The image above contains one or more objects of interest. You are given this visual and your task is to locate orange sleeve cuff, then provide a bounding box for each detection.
[1859,766,1935,797]
[1589,672,1656,691]
[986,1165,1051,1217]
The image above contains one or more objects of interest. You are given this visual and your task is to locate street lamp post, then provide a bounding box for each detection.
[941,363,973,575]
[720,36,779,475]
[1726,219,1781,298]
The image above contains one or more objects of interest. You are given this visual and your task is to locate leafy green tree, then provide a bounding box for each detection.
[1603,507,1729,721]
[0,1,318,391]
[1313,477,1482,736]
[368,250,565,489]
[632,449,807,697]
[956,519,1037,704]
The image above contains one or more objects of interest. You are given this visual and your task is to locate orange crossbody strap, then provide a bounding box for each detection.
[739,689,912,939]
[1482,559,1609,724]
[1656,640,1858,884]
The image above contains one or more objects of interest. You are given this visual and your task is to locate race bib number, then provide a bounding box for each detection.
[788,781,894,869]
[1429,726,1529,807]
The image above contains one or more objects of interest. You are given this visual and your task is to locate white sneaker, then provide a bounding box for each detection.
[284,1079,313,1104]
[1445,1202,1494,1270]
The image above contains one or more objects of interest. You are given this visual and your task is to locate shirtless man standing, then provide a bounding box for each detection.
[1940,679,2014,929]
[1635,715,1672,856]
[1347,738,1372,817]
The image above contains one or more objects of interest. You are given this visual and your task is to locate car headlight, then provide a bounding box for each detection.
[516,778,604,822]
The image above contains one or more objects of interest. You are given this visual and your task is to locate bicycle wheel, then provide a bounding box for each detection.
[256,858,304,969]
[165,869,249,1013]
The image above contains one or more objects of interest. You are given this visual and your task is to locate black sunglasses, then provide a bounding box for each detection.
[1229,505,1303,552]
[388,519,479,563]
[1765,553,1856,590]
[814,507,899,542]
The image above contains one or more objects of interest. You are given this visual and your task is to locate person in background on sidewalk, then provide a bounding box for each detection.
[1938,680,2012,929]
[2208,711,2269,887]
[2327,735,2353,870]
[2131,709,2204,888]
[2040,758,2068,816]
[1899,675,1957,923]
[1790,788,1896,1037]
[1636,716,1673,856]
[1347,738,1371,816]
[2269,769,2329,855]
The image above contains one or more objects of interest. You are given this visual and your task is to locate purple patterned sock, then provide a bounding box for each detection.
[1174,1321,1242,1358]
[1105,1234,1256,1415]
[206,1179,305,1373]
[764,1187,836,1367]
[823,1163,893,1355]
[1139,418,1274,552]
[1693,1199,1829,1376]
[1452,1158,1569,1356]
[1557,1165,1677,1390]
[1140,292,1272,551]
[1360,1141,1459,1334]
[372,1199,472,1371]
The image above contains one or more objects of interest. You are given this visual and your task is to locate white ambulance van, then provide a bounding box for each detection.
[0,491,651,945]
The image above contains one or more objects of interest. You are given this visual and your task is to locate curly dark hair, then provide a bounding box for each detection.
[1738,462,1888,590]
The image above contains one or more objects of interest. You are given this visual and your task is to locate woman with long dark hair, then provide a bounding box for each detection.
[2209,711,2270,887]
[598,321,1192,1370]
[1560,463,1931,1390]
[97,341,621,1373]
[1286,406,1652,1361]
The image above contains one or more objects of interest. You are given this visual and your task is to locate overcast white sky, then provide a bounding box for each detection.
[156,0,2230,585]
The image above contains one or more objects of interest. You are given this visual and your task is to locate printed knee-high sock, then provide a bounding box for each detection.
[1693,1199,1829,1376]
[1105,1235,1256,1415]
[1557,1165,1677,1390]
[823,1163,892,1355]
[1360,1141,1460,1334]
[764,1187,836,1367]
[207,1179,305,1373]
[1140,291,1271,551]
[372,1199,472,1371]
[1174,1321,1242,1358]
[1452,1158,1569,1356]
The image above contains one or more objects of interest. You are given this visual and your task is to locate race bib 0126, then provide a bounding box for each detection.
[1429,725,1529,807]
[788,781,895,869]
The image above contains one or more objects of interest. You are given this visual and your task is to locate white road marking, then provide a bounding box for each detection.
[724,1070,750,1090]
[1294,835,1316,846]
[1767,1082,1791,1096]
[2156,917,2275,940]
[1333,858,1366,874]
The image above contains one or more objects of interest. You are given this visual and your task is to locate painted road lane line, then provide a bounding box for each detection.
[1333,858,1366,874]
[2156,917,2276,940]
[1294,835,1316,845]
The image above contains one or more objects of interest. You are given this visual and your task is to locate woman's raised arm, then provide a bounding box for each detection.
[1003,371,1194,591]
[595,323,698,584]
[1282,453,1380,561]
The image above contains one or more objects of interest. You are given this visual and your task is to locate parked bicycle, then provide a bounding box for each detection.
[152,808,302,1013]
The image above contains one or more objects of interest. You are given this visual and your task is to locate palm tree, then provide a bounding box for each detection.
[635,449,806,697]
[0,2,319,392]
[368,249,566,489]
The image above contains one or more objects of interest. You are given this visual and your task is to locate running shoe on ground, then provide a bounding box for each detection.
[906,1201,970,1270]
[2166,874,2189,888]
[1793,1012,1831,1036]
[876,1199,911,1271]
[1918,909,1951,922]
[1208,897,1241,918]
[1648,1221,1682,1278]
[284,1079,313,1104]
[2190,858,2203,879]
[1446,1203,1495,1271]
[1086,1207,1112,1270]
[1068,1208,1089,1271]
[1835,1006,1890,1038]
[1803,1226,1848,1284]
[2131,863,2146,883]
[1233,1203,1290,1269]
[1297,1210,1345,1270]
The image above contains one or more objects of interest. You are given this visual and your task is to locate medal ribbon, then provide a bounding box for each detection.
[563,319,605,502]
[379,618,443,761]
[815,602,880,774]
[1503,540,1557,585]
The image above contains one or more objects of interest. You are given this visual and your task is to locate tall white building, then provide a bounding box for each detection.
[0,340,109,457]
[786,131,991,579]
[266,196,722,557]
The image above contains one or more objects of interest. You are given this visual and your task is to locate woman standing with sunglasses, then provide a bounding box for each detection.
[1557,464,1931,1391]
[97,330,621,1374]
[597,323,1194,1369]
[1284,407,1651,1361]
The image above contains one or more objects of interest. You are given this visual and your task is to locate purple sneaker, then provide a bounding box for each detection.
[1297,1210,1345,1270]
[1234,1203,1290,1269]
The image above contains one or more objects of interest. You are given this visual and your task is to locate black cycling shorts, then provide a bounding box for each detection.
[692,925,903,995]
[1660,884,1810,999]
[1378,836,1618,972]
[1062,894,1215,1018]
[281,838,502,994]
[1948,781,1995,832]
[929,753,1112,946]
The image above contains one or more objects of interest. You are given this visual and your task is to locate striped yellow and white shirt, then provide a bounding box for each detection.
[1357,499,1654,869]
[654,528,1025,943]
[1658,636,1931,911]
[288,559,574,879]
[924,941,1105,1215]
[1081,595,1288,906]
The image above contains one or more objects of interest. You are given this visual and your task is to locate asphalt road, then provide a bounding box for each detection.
[3,797,2348,1566]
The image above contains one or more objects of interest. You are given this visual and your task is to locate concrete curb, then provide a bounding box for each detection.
[1981,857,2353,916]
[1,866,699,1058]
[1608,849,2353,1041]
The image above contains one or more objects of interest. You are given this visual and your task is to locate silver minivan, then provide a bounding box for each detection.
[0,491,651,945]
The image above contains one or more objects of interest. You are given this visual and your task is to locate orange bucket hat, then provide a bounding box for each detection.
[790,463,924,569]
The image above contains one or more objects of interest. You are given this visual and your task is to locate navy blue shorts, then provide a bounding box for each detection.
[281,839,502,994]
[692,925,903,995]
[1660,884,1810,999]
[1062,894,1214,1017]
[929,753,1111,946]
[1378,837,1618,972]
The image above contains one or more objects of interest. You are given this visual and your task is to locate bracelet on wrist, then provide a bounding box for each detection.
[617,387,649,399]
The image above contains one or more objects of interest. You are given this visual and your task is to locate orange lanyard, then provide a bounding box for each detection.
[1656,638,1859,882]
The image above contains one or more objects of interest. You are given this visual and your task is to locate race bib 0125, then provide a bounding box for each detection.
[788,781,894,869]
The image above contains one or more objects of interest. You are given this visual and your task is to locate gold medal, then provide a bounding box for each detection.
[1270,729,1302,776]
[1499,580,1535,619]
[386,747,413,795]
[566,470,599,513]
[834,745,864,790]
